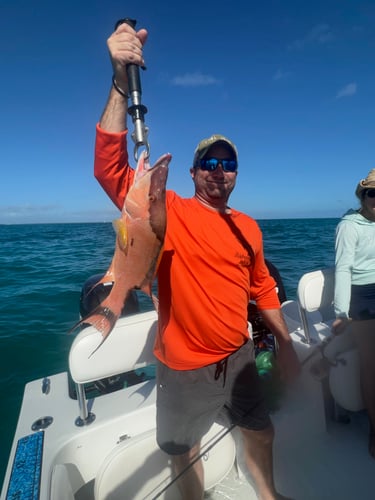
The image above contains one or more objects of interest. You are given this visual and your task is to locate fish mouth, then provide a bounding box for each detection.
[149,160,170,191]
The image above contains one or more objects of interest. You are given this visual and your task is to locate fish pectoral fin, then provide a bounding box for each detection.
[112,219,128,251]
[151,294,159,312]
[140,283,159,312]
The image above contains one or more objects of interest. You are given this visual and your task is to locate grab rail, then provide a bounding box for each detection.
[74,383,95,427]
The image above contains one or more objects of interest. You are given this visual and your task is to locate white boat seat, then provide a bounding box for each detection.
[329,348,364,412]
[296,268,364,412]
[50,464,75,500]
[297,268,335,341]
[94,423,236,500]
[281,300,305,333]
[69,310,158,384]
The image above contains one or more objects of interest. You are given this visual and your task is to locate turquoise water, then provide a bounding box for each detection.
[0,218,339,486]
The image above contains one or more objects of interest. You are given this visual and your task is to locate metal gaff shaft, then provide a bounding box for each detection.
[115,18,150,160]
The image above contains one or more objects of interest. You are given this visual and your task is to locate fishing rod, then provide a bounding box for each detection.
[301,332,349,381]
[115,18,150,161]
[300,334,336,367]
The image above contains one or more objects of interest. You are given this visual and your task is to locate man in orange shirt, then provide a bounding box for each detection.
[94,22,300,500]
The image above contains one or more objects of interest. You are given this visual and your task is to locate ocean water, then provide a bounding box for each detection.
[0,218,339,486]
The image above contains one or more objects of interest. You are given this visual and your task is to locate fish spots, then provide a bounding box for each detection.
[113,219,128,251]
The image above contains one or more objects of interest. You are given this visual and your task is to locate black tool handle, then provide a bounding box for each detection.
[114,18,149,159]
[115,18,142,96]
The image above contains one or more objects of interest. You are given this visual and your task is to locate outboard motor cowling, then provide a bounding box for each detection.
[79,273,140,320]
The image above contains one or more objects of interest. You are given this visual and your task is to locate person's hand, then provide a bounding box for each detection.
[107,23,148,89]
[277,341,301,383]
[331,317,351,335]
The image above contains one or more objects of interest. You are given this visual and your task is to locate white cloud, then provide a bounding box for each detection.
[288,24,334,50]
[0,204,60,217]
[170,72,221,87]
[0,204,119,224]
[273,69,291,81]
[336,82,357,99]
[309,24,334,44]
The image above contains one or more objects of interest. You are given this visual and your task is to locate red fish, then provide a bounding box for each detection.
[72,151,171,356]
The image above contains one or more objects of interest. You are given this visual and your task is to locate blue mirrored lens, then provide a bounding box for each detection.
[199,158,237,172]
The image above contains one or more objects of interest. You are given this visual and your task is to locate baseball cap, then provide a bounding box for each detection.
[193,134,238,167]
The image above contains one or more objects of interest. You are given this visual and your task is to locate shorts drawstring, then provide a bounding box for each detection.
[214,357,228,387]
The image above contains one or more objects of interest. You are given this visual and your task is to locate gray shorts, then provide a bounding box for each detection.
[156,340,271,455]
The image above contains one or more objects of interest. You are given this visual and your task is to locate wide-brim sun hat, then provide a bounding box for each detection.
[355,168,375,198]
[193,134,238,167]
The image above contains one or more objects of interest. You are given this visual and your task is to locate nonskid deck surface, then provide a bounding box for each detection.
[209,373,374,500]
[273,411,374,500]
[206,407,374,500]
[268,368,374,500]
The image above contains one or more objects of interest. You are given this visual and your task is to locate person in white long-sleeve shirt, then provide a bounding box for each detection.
[332,168,375,458]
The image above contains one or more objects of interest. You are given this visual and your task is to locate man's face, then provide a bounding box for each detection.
[190,144,237,205]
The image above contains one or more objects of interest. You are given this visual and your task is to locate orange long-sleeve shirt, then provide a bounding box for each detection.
[95,125,280,369]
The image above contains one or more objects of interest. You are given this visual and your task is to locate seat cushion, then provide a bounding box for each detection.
[94,423,236,499]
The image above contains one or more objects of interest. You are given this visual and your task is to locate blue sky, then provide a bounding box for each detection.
[1,0,374,224]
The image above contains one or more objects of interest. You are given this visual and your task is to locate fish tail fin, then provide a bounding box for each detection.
[88,336,109,359]
[68,306,119,356]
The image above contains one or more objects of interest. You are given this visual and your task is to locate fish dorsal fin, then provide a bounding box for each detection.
[112,219,128,250]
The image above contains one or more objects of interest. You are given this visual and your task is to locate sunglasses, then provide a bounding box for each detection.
[198,157,238,173]
[365,189,375,198]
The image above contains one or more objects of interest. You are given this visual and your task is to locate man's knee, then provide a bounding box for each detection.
[171,442,201,465]
[240,424,275,446]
